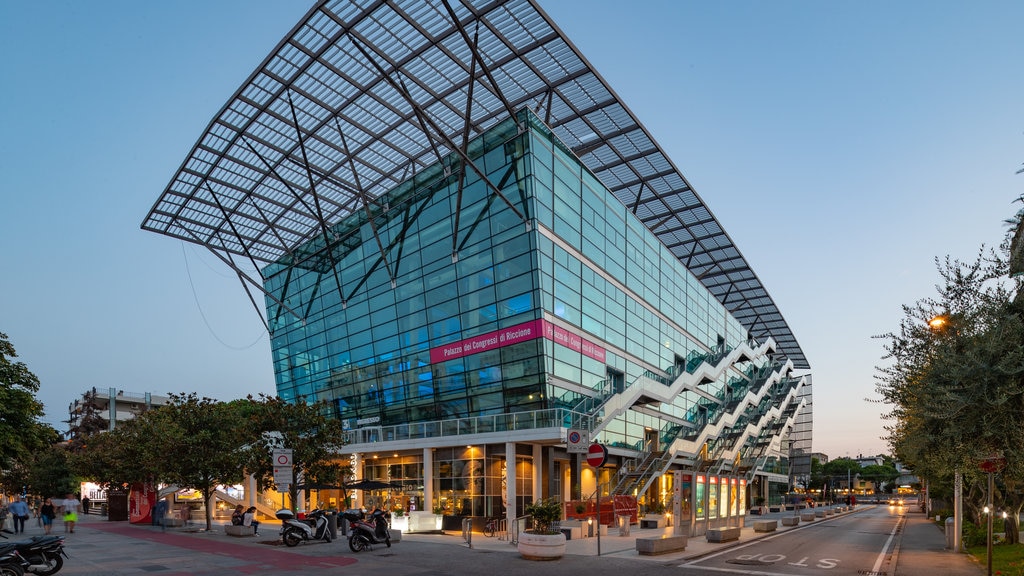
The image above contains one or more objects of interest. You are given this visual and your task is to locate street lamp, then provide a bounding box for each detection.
[927,314,962,553]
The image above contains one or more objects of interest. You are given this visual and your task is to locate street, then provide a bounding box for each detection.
[9,504,981,576]
[682,506,904,575]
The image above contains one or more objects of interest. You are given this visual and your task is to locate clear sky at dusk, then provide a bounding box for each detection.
[2,1,1021,460]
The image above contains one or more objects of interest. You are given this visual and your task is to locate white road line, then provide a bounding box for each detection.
[871,516,903,574]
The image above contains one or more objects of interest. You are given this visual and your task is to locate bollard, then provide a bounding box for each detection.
[617,514,630,536]
[327,511,338,539]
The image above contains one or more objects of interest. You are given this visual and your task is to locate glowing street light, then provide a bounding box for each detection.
[927,314,962,553]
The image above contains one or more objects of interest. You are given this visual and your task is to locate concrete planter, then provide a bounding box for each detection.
[517,532,566,560]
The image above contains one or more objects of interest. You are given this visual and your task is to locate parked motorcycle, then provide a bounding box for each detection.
[0,543,26,576]
[276,509,332,547]
[0,534,65,576]
[343,509,390,552]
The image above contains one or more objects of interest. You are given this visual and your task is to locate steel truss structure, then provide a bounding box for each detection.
[141,0,808,369]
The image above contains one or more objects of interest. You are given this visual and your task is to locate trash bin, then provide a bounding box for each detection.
[617,514,630,536]
[945,517,955,549]
[328,511,338,539]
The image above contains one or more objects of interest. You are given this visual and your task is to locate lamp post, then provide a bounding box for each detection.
[928,315,962,553]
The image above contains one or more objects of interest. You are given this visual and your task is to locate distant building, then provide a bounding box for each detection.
[855,454,885,467]
[67,387,169,436]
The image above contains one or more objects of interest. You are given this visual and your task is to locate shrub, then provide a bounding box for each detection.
[962,522,985,548]
[525,498,562,535]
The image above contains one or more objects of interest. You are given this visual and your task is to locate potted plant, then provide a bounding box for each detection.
[518,498,566,560]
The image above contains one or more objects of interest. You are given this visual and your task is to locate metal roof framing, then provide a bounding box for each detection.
[141,0,808,369]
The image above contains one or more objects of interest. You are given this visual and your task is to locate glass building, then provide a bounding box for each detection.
[143,0,812,534]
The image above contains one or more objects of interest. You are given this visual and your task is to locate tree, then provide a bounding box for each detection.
[860,464,900,492]
[28,444,79,498]
[240,394,349,511]
[71,413,163,489]
[146,393,249,530]
[821,458,862,500]
[0,332,61,493]
[876,220,1024,542]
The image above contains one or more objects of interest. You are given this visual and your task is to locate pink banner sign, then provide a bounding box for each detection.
[428,318,606,364]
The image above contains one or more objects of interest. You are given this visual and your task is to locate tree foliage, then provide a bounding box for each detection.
[239,394,349,511]
[876,210,1024,542]
[0,332,62,493]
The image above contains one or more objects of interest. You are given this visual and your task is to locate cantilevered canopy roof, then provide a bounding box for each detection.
[141,0,808,369]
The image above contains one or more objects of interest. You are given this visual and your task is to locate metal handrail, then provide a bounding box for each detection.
[342,408,590,445]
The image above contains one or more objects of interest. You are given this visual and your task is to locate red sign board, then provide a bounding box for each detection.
[587,443,607,468]
[979,457,1006,473]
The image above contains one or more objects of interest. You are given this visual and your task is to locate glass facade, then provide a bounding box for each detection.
[264,108,809,513]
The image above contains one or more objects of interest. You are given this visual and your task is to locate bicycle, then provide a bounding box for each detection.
[483,517,498,537]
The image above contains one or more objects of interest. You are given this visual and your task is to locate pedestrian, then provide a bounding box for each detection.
[8,495,30,535]
[82,496,90,515]
[230,504,245,526]
[153,498,168,531]
[181,503,191,528]
[40,498,57,535]
[61,493,81,533]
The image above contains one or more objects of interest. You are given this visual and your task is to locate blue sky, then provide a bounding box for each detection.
[2,1,1021,460]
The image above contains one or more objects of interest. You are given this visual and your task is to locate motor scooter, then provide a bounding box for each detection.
[0,533,66,576]
[276,509,332,547]
[0,543,27,576]
[343,509,390,552]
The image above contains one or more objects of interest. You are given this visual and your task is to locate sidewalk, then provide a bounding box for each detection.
[893,510,982,576]
[8,503,982,576]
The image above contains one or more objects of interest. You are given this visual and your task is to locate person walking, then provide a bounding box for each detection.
[40,498,57,535]
[8,495,30,535]
[61,493,81,533]
[153,498,168,531]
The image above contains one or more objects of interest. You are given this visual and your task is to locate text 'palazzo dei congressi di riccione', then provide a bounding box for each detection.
[142,0,812,536]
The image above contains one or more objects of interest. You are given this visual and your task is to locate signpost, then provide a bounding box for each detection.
[566,429,589,453]
[980,455,1006,576]
[586,443,607,468]
[273,449,293,496]
[586,442,607,556]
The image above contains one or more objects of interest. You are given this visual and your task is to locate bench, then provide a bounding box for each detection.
[781,516,800,527]
[814,509,826,518]
[640,515,666,529]
[753,520,777,533]
[800,512,816,522]
[706,527,741,543]
[224,525,255,537]
[636,534,688,555]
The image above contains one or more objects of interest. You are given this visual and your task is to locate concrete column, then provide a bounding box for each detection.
[954,470,963,552]
[352,453,363,509]
[422,448,433,512]
[506,443,516,531]
[108,387,117,431]
[247,474,257,507]
[533,444,543,499]
[673,470,685,535]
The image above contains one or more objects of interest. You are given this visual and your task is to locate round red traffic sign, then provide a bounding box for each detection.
[586,443,607,468]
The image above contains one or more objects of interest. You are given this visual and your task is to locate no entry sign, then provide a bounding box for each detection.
[587,443,607,468]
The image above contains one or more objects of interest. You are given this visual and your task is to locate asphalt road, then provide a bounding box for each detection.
[682,506,907,575]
